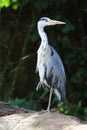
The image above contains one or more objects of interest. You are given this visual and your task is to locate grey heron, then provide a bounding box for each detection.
[36,17,66,112]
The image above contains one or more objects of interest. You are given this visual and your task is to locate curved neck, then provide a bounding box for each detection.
[38,26,48,47]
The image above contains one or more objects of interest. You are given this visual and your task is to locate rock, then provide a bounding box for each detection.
[0,111,87,130]
[0,101,30,117]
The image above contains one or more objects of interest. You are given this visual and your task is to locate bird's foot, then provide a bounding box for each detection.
[36,81,44,91]
[46,108,50,113]
[40,109,50,113]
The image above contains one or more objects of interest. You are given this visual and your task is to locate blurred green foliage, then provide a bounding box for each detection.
[0,0,19,10]
[0,0,87,120]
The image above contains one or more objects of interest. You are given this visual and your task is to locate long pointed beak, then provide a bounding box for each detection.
[50,20,66,25]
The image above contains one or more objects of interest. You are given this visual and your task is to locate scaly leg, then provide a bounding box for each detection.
[46,87,53,112]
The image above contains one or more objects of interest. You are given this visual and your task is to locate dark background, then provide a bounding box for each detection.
[0,0,87,120]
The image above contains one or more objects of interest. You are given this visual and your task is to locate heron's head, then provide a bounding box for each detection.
[38,17,65,28]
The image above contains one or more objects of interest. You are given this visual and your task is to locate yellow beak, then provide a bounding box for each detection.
[50,20,66,25]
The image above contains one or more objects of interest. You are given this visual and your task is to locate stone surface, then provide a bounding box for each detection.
[0,101,30,117]
[0,111,87,130]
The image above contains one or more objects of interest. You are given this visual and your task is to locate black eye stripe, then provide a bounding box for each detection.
[39,18,48,22]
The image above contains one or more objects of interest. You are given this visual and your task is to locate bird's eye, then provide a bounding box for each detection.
[45,19,48,22]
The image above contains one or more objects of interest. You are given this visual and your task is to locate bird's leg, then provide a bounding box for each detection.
[46,87,53,112]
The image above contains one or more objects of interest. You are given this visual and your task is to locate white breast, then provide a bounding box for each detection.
[38,45,51,64]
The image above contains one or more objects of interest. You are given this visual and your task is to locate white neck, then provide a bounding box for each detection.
[38,26,48,47]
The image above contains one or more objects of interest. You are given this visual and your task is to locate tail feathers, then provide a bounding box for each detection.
[60,87,66,101]
[54,88,66,101]
[54,88,61,101]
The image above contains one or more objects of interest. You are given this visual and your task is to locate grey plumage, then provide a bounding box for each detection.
[36,17,66,111]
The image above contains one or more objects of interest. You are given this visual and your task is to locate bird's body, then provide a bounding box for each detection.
[36,17,66,111]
